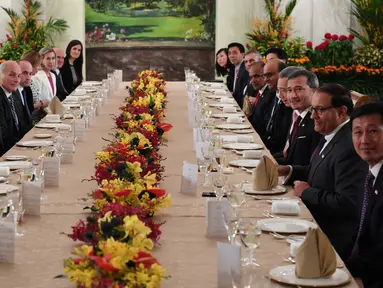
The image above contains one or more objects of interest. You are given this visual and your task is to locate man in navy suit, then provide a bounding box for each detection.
[278,84,368,259]
[345,102,383,288]
[227,42,249,109]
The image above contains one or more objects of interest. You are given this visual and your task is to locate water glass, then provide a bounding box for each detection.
[213,173,227,200]
[238,218,261,267]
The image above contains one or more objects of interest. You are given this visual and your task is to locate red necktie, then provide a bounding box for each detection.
[253,91,261,105]
[283,113,300,158]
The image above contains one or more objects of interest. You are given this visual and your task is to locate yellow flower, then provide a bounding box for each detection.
[143,172,157,187]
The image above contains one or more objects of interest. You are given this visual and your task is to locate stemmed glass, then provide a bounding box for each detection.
[201,144,213,187]
[223,207,239,244]
[10,190,24,237]
[238,218,261,267]
[213,173,227,200]
[214,148,227,172]
[226,190,246,217]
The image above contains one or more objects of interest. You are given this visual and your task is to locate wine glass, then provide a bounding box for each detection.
[214,148,227,172]
[238,218,261,267]
[10,190,24,237]
[213,173,227,200]
[201,144,213,187]
[222,207,239,244]
[226,191,246,216]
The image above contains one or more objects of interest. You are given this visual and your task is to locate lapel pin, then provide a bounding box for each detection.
[302,124,305,127]
[321,154,324,158]
[375,190,379,195]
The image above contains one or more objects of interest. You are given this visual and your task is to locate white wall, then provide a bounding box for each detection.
[0,0,12,40]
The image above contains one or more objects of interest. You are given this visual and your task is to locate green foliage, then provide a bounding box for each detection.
[350,0,383,49]
[0,0,68,60]
[353,44,383,68]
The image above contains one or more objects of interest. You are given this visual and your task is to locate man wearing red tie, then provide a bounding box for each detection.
[278,84,368,259]
[345,102,383,288]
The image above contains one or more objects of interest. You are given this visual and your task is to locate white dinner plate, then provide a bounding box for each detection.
[0,161,32,170]
[17,140,53,147]
[241,183,288,195]
[232,129,253,134]
[269,265,350,287]
[209,103,236,108]
[35,123,61,129]
[0,184,19,193]
[219,135,253,143]
[34,134,53,139]
[216,124,251,130]
[229,159,260,168]
[4,155,28,161]
[81,81,102,87]
[71,89,86,96]
[205,94,226,99]
[258,218,317,234]
[223,143,263,150]
[211,113,244,118]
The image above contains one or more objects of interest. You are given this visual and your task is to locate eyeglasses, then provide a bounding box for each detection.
[311,106,335,115]
[262,72,276,79]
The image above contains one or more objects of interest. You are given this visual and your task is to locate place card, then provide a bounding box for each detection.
[0,216,15,263]
[180,161,198,196]
[23,180,42,216]
[206,199,229,238]
[61,138,74,164]
[217,242,241,288]
[43,157,60,187]
[74,119,86,142]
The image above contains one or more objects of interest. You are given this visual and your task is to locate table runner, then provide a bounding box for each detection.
[0,82,358,287]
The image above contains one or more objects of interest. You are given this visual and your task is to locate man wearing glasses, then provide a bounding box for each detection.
[278,83,368,260]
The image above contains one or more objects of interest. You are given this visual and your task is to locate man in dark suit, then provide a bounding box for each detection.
[0,61,22,154]
[278,84,368,260]
[265,47,288,63]
[264,66,301,154]
[345,102,383,288]
[16,60,34,136]
[274,69,321,164]
[250,59,286,143]
[242,50,262,97]
[53,47,68,101]
[227,42,249,109]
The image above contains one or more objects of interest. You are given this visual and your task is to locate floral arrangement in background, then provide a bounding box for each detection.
[0,0,68,60]
[86,23,127,43]
[64,70,172,287]
[352,44,383,68]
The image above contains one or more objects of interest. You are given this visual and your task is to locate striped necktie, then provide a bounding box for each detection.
[8,96,19,130]
[21,89,31,120]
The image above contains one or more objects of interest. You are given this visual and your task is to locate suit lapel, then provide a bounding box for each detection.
[308,122,351,182]
[285,112,310,163]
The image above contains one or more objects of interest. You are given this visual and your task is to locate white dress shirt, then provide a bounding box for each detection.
[320,119,350,153]
[1,86,12,99]
[370,162,382,186]
[289,107,311,134]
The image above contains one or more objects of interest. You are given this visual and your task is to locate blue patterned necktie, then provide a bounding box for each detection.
[8,96,19,130]
[351,172,375,256]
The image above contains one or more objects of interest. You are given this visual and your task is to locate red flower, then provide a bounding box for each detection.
[306,41,313,48]
[289,42,293,46]
[115,189,132,197]
[157,122,173,132]
[13,43,18,49]
[331,34,338,41]
[94,189,103,199]
[348,34,355,41]
[90,255,119,272]
[324,33,332,39]
[134,251,158,268]
[0,42,2,47]
[31,43,36,48]
[245,43,250,49]
[23,35,28,41]
[339,35,348,41]
[257,35,263,39]
[146,189,166,198]
[268,41,273,47]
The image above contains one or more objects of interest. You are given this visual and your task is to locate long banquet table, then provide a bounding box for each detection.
[0,82,358,287]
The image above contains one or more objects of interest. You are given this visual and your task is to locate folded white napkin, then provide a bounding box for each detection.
[46,114,60,121]
[223,107,237,113]
[220,98,234,104]
[71,89,86,96]
[220,135,238,143]
[243,150,262,159]
[211,83,223,89]
[65,96,79,102]
[227,117,242,124]
[237,135,253,143]
[57,124,72,131]
[272,200,300,215]
[0,167,10,177]
[214,89,227,96]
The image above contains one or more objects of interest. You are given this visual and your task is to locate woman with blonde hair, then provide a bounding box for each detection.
[30,47,57,123]
[20,50,42,76]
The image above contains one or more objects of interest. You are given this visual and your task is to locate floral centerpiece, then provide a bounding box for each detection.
[64,70,172,287]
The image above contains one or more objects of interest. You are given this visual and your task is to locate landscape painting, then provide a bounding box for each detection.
[85,0,215,45]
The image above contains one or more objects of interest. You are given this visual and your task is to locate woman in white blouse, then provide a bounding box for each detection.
[30,48,57,124]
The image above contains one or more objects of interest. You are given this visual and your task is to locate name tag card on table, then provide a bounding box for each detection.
[61,138,75,164]
[206,199,229,238]
[0,216,15,263]
[180,161,198,196]
[217,242,241,288]
[43,157,60,187]
[23,180,43,216]
[74,119,86,142]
